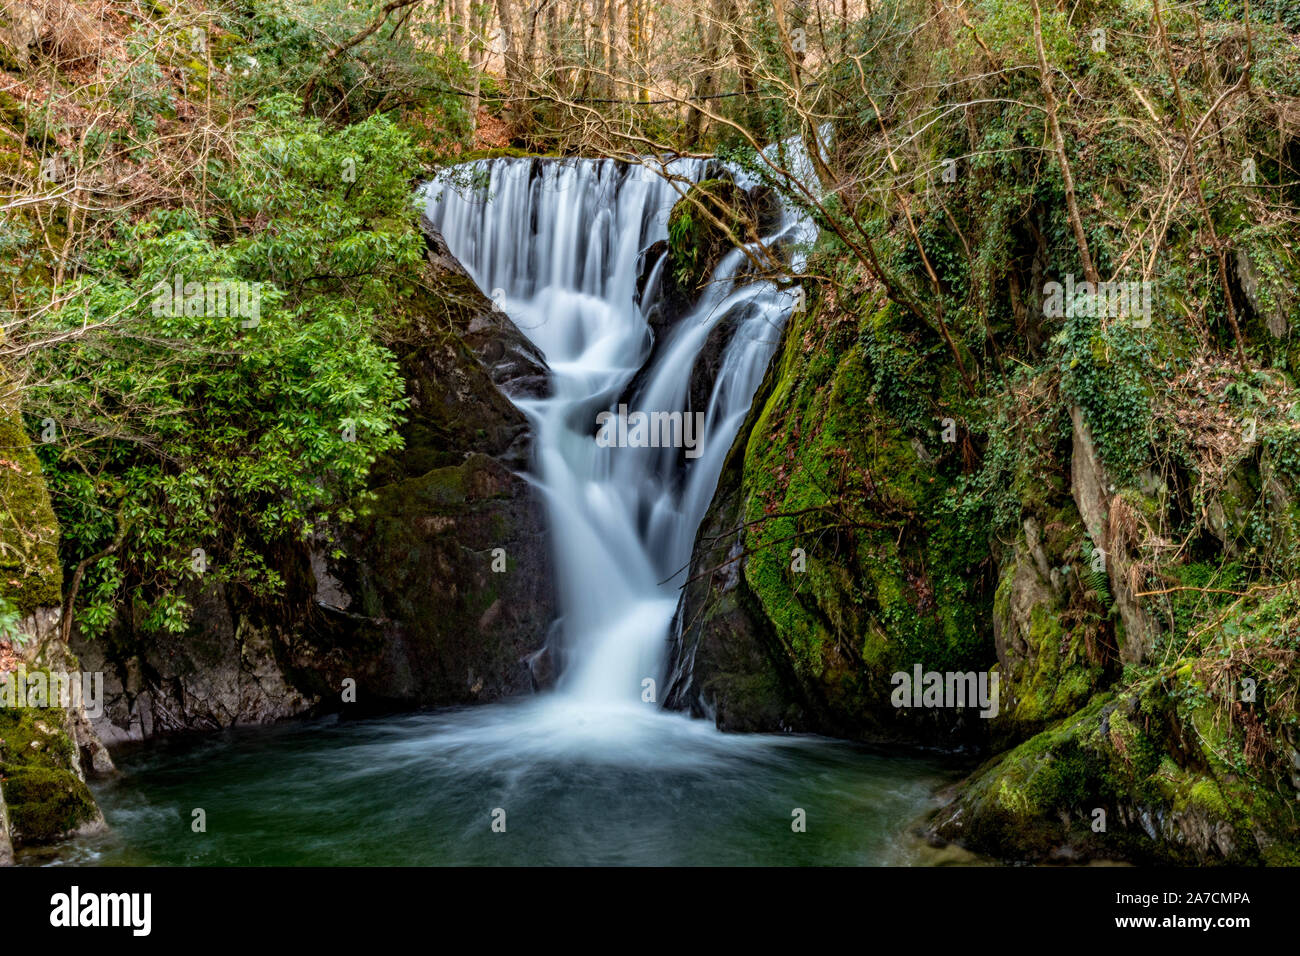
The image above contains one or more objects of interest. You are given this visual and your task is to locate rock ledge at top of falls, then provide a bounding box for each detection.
[73,218,558,744]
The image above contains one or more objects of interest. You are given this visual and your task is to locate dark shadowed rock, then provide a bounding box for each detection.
[73,581,313,745]
[420,212,551,399]
[614,240,692,413]
[748,184,783,237]
[523,641,558,692]
[687,302,749,415]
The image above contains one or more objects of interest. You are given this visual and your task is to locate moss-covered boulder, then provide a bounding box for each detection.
[668,290,997,743]
[0,387,108,858]
[0,382,62,619]
[666,177,778,296]
[0,692,104,849]
[668,178,744,295]
[931,675,1300,864]
[3,767,99,843]
[663,376,813,732]
[986,406,1113,739]
[928,569,1300,864]
[991,514,1104,738]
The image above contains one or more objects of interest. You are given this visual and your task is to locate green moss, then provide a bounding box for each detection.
[0,700,78,773]
[1023,742,1098,812]
[1000,580,1101,732]
[1188,778,1231,818]
[0,43,22,75]
[936,664,1300,863]
[716,286,996,738]
[0,387,63,617]
[3,767,97,842]
[0,697,99,844]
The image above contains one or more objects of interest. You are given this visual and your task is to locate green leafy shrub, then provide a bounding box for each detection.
[23,107,421,637]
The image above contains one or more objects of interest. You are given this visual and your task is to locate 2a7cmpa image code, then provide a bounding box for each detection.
[1114,892,1252,930]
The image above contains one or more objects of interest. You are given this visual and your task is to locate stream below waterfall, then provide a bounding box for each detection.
[45,700,963,866]
[36,152,978,867]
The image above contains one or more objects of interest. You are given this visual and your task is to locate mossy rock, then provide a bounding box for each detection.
[0,88,56,150]
[673,289,996,743]
[0,385,63,617]
[991,508,1105,738]
[738,300,992,731]
[0,42,23,75]
[666,177,755,294]
[0,701,78,772]
[3,767,98,843]
[932,675,1300,864]
[450,146,557,164]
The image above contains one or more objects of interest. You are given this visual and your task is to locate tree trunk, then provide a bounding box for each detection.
[684,0,723,148]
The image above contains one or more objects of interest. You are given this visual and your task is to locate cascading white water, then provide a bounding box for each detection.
[423,153,814,711]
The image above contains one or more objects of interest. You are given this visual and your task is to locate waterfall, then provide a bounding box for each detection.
[73,151,958,869]
[423,153,813,709]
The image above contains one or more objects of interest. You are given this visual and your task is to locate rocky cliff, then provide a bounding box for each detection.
[667,239,1300,864]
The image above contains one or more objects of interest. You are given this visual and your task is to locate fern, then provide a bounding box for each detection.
[1082,542,1113,610]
